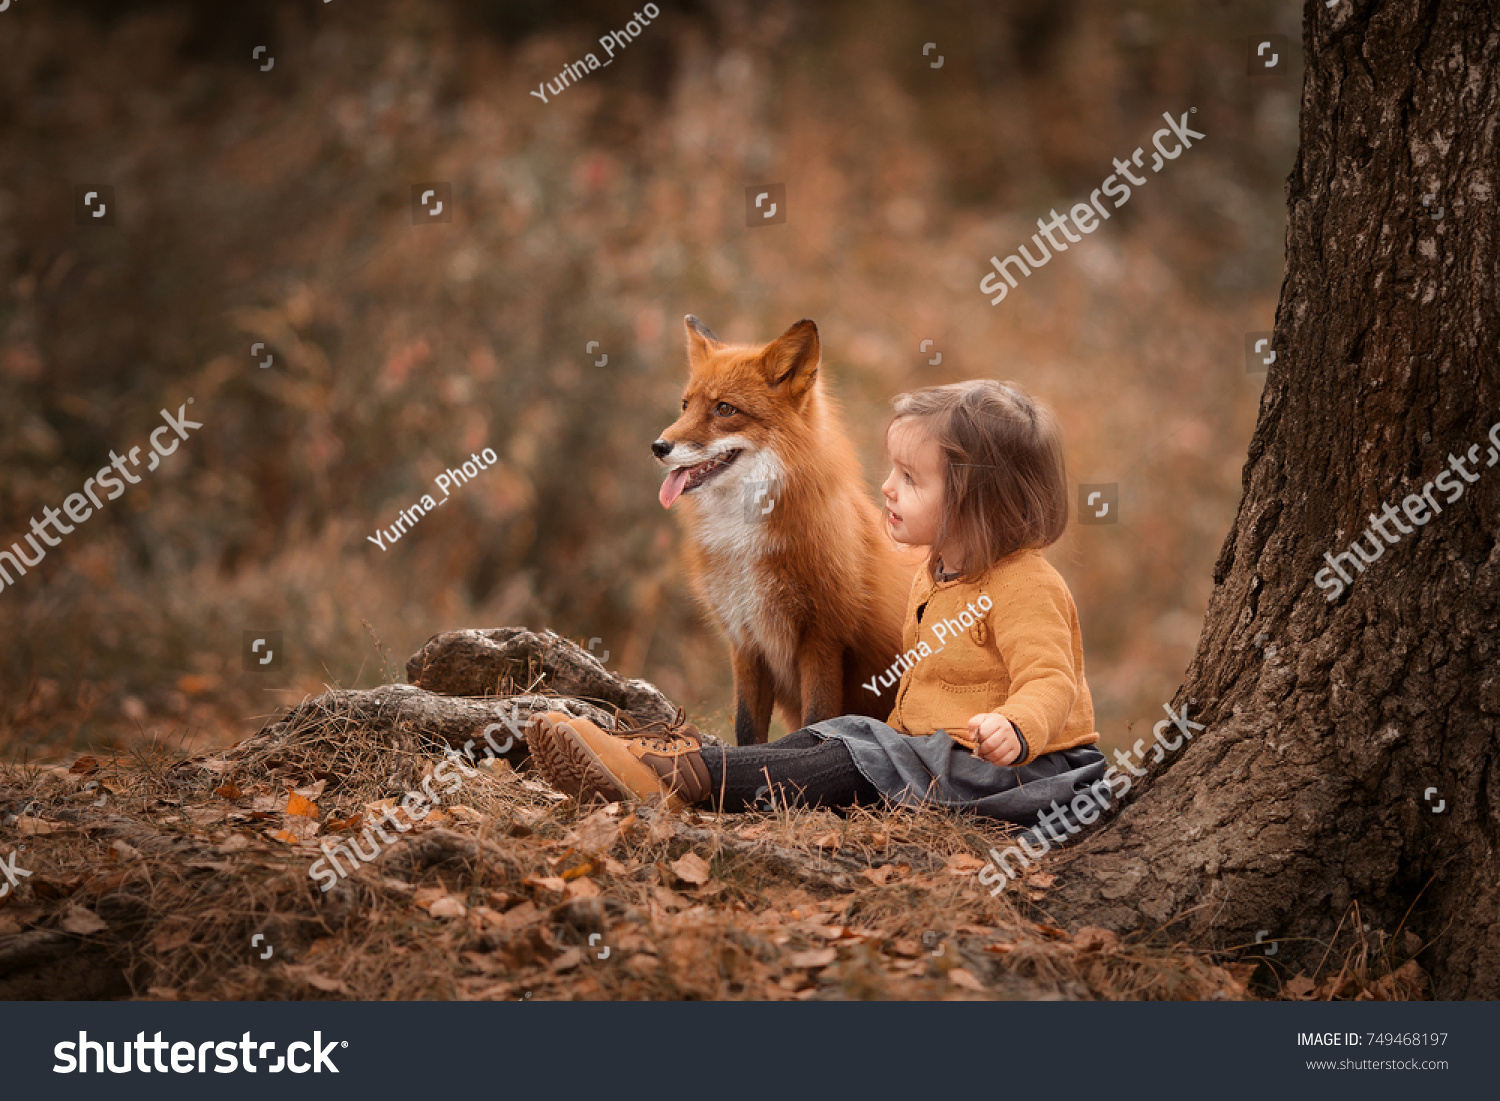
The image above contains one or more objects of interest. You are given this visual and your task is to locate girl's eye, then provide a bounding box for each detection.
[715,402,738,417]
[904,472,914,484]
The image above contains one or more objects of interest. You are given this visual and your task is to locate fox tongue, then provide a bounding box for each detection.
[659,467,692,509]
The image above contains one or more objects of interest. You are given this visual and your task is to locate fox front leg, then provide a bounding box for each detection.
[731,647,777,746]
[797,639,846,729]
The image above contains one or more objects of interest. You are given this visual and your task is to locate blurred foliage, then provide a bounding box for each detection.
[0,0,1298,756]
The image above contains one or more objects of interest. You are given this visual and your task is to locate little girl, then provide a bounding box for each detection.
[526,380,1109,829]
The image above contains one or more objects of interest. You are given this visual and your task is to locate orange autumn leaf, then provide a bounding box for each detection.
[214,783,243,800]
[285,792,319,818]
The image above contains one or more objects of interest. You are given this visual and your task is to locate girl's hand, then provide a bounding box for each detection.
[969,712,1021,766]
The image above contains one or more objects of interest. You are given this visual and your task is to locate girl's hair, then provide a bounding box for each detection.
[890,379,1068,580]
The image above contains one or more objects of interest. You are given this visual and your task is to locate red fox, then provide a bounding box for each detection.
[652,316,914,745]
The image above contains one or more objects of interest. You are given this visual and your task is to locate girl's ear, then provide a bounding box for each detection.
[684,315,721,362]
[762,318,820,402]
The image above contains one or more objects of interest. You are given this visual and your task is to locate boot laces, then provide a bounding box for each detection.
[615,706,699,752]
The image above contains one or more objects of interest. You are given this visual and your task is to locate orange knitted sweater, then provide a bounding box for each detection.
[885,548,1098,765]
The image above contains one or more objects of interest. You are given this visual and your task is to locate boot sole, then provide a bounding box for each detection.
[529,713,670,807]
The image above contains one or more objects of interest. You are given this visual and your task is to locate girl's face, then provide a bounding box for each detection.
[881,417,946,550]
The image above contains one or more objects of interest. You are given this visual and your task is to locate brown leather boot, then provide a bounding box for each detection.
[526,711,712,810]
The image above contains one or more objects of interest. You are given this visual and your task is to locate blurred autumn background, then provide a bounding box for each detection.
[0,0,1299,762]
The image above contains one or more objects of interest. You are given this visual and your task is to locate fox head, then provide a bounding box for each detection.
[652,316,823,513]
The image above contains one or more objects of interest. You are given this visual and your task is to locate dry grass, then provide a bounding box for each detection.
[1,694,1269,1002]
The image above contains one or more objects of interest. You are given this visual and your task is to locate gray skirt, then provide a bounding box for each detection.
[803,714,1111,834]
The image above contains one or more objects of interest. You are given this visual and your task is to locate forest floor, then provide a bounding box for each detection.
[0,633,1427,1003]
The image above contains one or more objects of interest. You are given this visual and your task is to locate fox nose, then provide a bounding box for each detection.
[651,438,673,460]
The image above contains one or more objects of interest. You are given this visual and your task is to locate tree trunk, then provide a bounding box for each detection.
[1049,0,1500,998]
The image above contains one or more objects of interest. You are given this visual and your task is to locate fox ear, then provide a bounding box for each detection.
[762,318,820,399]
[684,315,721,361]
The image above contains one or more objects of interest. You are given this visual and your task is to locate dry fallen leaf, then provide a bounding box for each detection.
[948,968,985,992]
[812,832,841,851]
[285,792,320,819]
[670,852,712,885]
[61,904,108,936]
[944,853,988,874]
[787,947,838,969]
[214,783,243,800]
[1285,973,1318,1000]
[565,807,627,855]
[266,829,301,845]
[1221,961,1259,997]
[108,840,142,862]
[280,814,321,842]
[566,877,602,900]
[1073,926,1119,952]
[69,757,100,774]
[648,814,675,844]
[17,817,58,836]
[428,897,468,919]
[651,885,686,912]
[470,906,506,930]
[496,900,539,930]
[602,855,629,877]
[289,968,350,995]
[551,947,585,972]
[525,875,568,895]
[32,877,84,900]
[217,833,253,853]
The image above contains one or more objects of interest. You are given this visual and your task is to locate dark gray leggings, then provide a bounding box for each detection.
[700,729,881,812]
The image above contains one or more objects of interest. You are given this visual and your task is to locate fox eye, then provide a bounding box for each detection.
[715,402,739,417]
[681,399,689,411]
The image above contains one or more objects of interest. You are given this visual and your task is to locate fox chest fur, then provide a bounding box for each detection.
[653,316,910,743]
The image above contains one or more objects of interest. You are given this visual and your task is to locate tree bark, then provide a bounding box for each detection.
[1048,0,1500,997]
